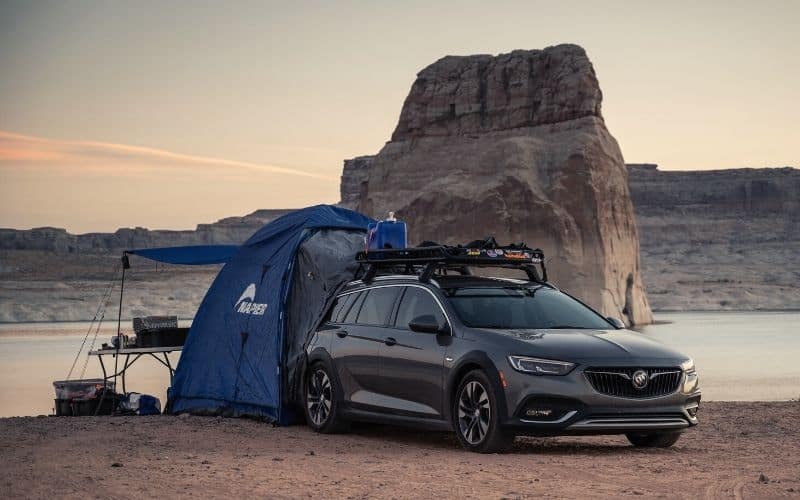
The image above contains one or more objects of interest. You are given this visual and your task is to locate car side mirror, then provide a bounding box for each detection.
[408,315,445,334]
[606,317,625,329]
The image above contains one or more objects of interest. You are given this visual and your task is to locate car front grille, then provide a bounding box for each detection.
[584,367,682,398]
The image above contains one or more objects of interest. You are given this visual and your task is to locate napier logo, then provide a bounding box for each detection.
[234,283,267,315]
[632,369,649,390]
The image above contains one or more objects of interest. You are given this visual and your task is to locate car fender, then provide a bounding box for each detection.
[302,347,346,404]
[445,351,509,424]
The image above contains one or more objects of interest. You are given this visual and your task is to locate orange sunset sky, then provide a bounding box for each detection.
[1,0,797,233]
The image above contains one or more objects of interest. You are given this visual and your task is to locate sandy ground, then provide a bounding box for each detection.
[0,402,798,499]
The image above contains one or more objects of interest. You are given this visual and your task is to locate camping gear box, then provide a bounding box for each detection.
[133,316,178,333]
[136,327,189,347]
[53,379,112,400]
[53,380,119,416]
[54,390,119,416]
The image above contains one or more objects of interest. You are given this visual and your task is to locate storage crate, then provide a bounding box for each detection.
[136,327,189,347]
[54,389,119,416]
[53,379,114,400]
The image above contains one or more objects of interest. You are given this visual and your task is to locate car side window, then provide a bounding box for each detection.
[330,293,357,323]
[394,287,447,330]
[342,291,366,324]
[356,287,401,326]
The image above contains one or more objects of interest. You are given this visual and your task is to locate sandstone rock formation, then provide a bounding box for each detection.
[342,44,653,325]
[340,156,374,211]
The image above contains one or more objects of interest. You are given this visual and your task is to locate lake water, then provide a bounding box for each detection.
[0,312,798,417]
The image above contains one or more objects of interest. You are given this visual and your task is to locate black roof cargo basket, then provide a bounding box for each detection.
[354,243,547,284]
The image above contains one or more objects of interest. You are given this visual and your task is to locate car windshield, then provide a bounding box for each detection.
[445,287,613,330]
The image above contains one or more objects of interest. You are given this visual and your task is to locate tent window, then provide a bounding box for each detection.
[356,287,401,326]
[343,291,366,324]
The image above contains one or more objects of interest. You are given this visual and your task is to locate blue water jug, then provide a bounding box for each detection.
[367,212,407,250]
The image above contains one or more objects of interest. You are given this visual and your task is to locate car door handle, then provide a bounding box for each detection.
[384,337,397,346]
[336,330,349,338]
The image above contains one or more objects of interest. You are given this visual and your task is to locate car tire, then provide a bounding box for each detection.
[453,369,515,453]
[303,362,348,434]
[625,431,682,448]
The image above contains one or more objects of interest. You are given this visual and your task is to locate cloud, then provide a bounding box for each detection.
[0,130,336,180]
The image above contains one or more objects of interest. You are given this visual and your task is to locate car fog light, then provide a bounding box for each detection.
[687,406,698,417]
[525,408,554,418]
[521,404,574,422]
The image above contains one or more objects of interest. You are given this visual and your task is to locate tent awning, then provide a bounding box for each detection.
[125,245,238,265]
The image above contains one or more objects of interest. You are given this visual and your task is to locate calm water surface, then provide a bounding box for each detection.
[637,311,799,401]
[0,312,797,417]
[0,321,187,417]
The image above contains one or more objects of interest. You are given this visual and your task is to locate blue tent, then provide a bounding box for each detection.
[168,205,372,423]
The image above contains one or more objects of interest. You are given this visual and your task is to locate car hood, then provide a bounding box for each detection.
[479,327,689,363]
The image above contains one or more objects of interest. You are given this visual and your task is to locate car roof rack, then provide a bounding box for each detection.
[354,244,547,284]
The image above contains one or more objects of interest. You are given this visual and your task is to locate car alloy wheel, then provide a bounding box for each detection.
[458,380,491,445]
[307,368,332,427]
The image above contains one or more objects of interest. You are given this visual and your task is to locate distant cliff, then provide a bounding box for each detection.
[0,209,293,253]
[627,164,799,311]
[627,164,799,215]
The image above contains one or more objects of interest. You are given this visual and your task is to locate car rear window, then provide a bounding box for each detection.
[356,287,400,326]
[342,291,366,324]
[329,293,357,323]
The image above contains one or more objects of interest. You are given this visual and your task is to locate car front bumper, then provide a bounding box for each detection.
[500,363,702,435]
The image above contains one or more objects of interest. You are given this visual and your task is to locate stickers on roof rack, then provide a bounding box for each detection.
[504,250,531,260]
[463,248,534,259]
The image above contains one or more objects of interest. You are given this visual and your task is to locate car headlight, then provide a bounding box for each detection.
[508,356,575,376]
[681,358,699,393]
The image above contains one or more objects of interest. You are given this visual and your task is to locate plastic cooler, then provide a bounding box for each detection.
[367,212,407,250]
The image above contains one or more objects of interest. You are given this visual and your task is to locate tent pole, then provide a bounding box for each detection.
[113,253,129,400]
[116,265,125,341]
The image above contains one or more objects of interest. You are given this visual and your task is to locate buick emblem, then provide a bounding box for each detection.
[632,370,649,390]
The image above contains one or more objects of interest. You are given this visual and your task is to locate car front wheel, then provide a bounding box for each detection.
[625,431,682,448]
[453,370,514,453]
[304,362,348,433]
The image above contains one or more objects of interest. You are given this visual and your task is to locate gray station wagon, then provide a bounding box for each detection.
[302,247,700,453]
